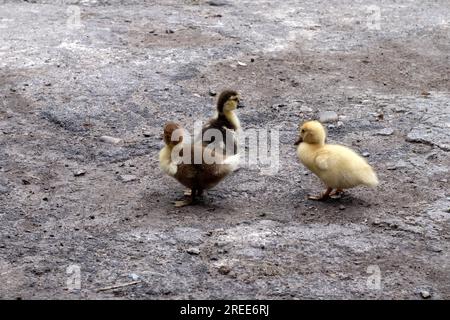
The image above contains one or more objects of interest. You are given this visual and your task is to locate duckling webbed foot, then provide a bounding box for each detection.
[330,189,344,199]
[174,189,202,207]
[308,187,333,201]
[174,199,193,207]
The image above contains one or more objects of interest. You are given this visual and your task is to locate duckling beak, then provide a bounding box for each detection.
[294,136,303,146]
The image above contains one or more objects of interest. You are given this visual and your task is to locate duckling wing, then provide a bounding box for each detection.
[171,144,201,189]
[312,150,353,189]
[315,153,330,171]
[199,118,238,156]
[314,145,378,189]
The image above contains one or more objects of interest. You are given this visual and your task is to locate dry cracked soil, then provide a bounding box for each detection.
[0,0,449,299]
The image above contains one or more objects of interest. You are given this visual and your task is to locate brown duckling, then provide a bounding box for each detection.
[199,90,245,156]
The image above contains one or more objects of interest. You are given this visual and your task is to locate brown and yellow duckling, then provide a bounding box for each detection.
[160,122,239,207]
[199,90,245,156]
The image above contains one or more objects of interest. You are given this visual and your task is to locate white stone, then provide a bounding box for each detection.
[100,136,123,144]
[318,111,339,123]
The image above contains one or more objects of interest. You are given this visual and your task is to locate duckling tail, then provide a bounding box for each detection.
[362,168,379,188]
[223,154,240,171]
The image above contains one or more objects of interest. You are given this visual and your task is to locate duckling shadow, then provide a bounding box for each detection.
[311,193,374,217]
[166,191,231,212]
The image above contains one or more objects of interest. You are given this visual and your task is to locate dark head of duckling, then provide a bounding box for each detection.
[216,90,245,114]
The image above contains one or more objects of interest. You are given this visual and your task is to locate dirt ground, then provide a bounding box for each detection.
[0,0,449,299]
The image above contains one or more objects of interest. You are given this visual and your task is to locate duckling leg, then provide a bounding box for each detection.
[308,187,333,201]
[174,189,196,207]
[330,189,344,198]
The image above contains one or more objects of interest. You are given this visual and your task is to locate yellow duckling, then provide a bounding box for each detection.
[295,120,379,200]
[159,122,239,207]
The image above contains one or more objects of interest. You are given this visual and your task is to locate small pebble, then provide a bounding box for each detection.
[393,106,406,113]
[375,128,394,136]
[128,273,140,281]
[420,290,431,299]
[318,111,339,123]
[218,265,231,275]
[339,205,346,211]
[119,175,138,183]
[186,247,200,255]
[300,105,313,113]
[74,170,86,177]
[387,160,408,171]
[100,136,123,144]
[207,0,229,6]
